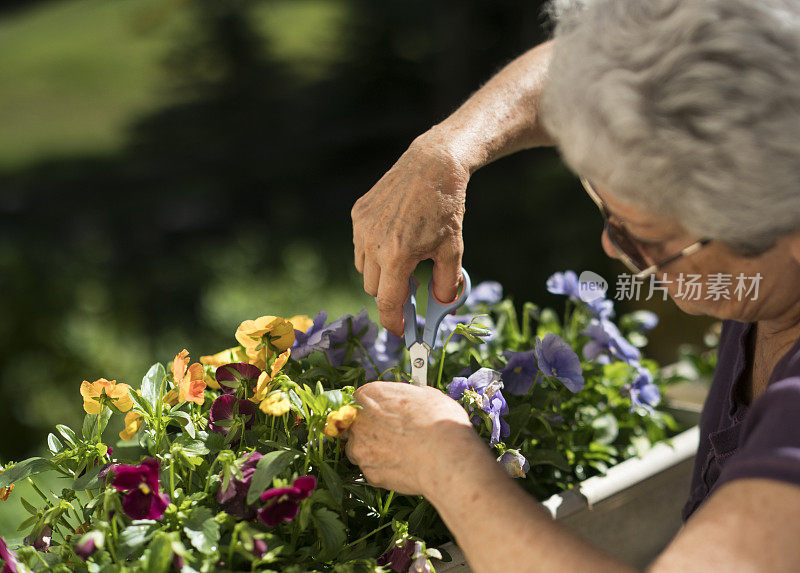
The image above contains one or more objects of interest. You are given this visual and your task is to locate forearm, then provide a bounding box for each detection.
[422,40,555,175]
[423,432,635,573]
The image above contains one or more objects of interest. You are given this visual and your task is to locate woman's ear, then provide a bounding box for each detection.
[785,230,800,264]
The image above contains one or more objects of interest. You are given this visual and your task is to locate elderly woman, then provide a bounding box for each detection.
[349,0,800,571]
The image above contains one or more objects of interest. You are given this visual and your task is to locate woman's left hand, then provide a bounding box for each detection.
[344,381,479,496]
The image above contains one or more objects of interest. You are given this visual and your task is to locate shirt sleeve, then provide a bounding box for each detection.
[715,377,800,490]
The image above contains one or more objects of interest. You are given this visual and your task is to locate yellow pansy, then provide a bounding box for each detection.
[119,411,143,441]
[80,378,133,414]
[323,405,358,438]
[288,314,314,333]
[251,349,291,404]
[236,316,295,368]
[259,392,291,417]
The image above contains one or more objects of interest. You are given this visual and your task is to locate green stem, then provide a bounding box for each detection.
[27,478,52,505]
[380,491,395,522]
[169,456,175,500]
[436,329,458,389]
[227,523,240,568]
[343,521,393,549]
[522,302,538,342]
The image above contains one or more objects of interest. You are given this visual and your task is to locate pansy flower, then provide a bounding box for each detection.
[377,540,415,572]
[368,329,404,379]
[465,280,503,307]
[109,458,169,520]
[534,333,585,393]
[80,378,134,414]
[236,316,295,368]
[581,319,641,365]
[257,475,316,527]
[546,270,580,300]
[323,405,358,438]
[500,351,539,395]
[498,450,530,478]
[447,368,509,445]
[259,392,291,417]
[74,531,104,561]
[209,394,257,436]
[200,346,249,389]
[217,452,262,520]
[119,410,143,441]
[25,524,52,552]
[309,309,378,367]
[627,367,661,412]
[215,361,262,395]
[0,536,19,573]
[290,311,328,360]
[250,350,290,404]
[171,349,206,405]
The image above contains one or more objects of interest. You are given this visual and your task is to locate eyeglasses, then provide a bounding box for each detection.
[580,177,712,279]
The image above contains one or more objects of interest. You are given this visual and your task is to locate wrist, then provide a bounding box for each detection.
[412,124,487,176]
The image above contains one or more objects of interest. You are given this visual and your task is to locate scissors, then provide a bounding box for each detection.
[402,268,471,386]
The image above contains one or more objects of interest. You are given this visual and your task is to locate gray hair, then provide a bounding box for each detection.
[540,0,800,254]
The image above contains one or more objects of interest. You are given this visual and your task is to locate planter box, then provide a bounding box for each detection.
[434,401,703,571]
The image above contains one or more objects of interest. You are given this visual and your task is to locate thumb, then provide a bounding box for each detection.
[431,245,463,304]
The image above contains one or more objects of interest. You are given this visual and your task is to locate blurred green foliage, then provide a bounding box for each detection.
[0,0,712,474]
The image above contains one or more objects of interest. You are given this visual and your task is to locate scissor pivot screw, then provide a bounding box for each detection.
[413,358,425,368]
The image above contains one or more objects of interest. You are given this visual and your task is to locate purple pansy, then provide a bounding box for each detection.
[581,319,641,365]
[215,362,262,394]
[74,531,104,561]
[257,475,317,527]
[586,297,614,320]
[309,309,378,367]
[534,333,585,393]
[377,540,415,572]
[110,458,170,520]
[500,351,539,395]
[217,452,263,519]
[628,367,661,412]
[251,538,269,559]
[546,271,580,300]
[447,368,509,445]
[498,450,530,479]
[369,329,404,379]
[25,524,52,552]
[291,311,328,360]
[209,394,257,436]
[465,281,503,307]
[410,541,432,573]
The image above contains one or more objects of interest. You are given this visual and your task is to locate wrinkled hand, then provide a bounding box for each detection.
[345,381,478,496]
[351,135,469,336]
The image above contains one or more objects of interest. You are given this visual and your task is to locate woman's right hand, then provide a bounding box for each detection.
[351,131,470,337]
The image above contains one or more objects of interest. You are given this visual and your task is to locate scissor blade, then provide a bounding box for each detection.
[408,342,429,386]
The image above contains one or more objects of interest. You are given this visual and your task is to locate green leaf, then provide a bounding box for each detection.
[525,449,571,471]
[82,409,113,441]
[168,410,196,439]
[318,461,343,506]
[246,450,297,505]
[17,514,39,532]
[141,363,166,410]
[312,507,347,560]
[174,435,210,457]
[117,522,158,560]
[20,497,38,515]
[47,434,64,455]
[129,390,154,417]
[55,425,77,447]
[183,507,220,555]
[591,413,619,446]
[72,465,106,490]
[145,532,174,573]
[0,458,55,488]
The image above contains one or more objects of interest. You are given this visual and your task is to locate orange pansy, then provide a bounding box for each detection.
[235,316,295,368]
[0,470,14,502]
[80,378,133,414]
[171,349,207,406]
[119,411,143,441]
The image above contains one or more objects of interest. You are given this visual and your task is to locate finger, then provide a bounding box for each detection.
[363,260,381,297]
[344,438,359,466]
[354,245,365,274]
[376,267,413,337]
[431,240,464,303]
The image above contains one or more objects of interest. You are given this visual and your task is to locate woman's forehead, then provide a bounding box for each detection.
[592,182,683,233]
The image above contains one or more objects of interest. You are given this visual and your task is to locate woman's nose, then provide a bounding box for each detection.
[601,229,621,260]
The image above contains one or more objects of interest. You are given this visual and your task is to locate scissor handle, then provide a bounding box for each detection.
[402,276,420,348]
[421,268,471,348]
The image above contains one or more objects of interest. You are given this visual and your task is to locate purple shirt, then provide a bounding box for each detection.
[682,320,800,520]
